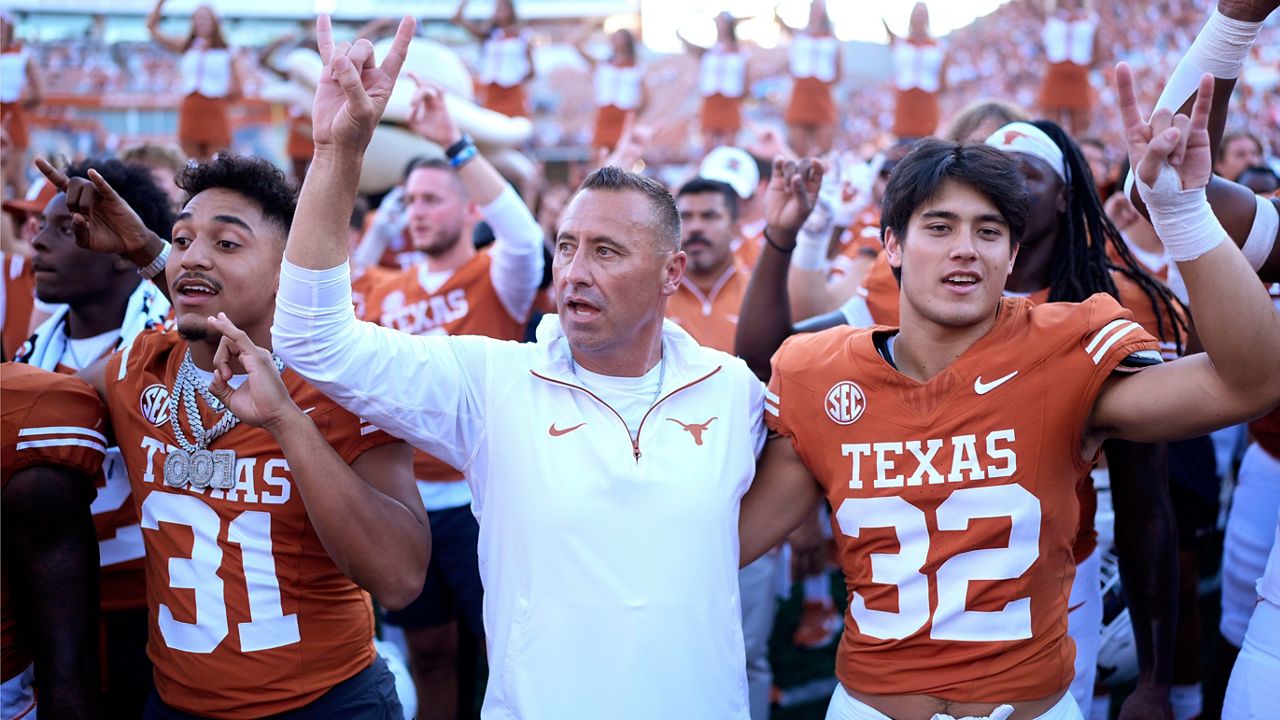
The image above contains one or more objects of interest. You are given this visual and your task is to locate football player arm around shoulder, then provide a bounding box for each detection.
[1089,67,1280,444]
[206,314,430,609]
[740,435,824,567]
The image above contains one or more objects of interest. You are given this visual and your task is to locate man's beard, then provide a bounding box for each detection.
[417,228,464,258]
[177,320,212,342]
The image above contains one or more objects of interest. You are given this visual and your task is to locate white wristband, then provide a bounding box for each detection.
[1187,9,1261,80]
[137,240,171,280]
[1242,195,1278,271]
[1135,166,1225,263]
[794,200,833,271]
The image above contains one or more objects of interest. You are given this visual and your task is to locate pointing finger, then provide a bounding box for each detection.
[316,14,335,66]
[1114,62,1144,130]
[87,168,124,202]
[33,157,70,192]
[380,16,416,81]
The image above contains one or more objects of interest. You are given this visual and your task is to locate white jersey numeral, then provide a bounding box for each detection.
[835,484,1042,642]
[141,493,301,654]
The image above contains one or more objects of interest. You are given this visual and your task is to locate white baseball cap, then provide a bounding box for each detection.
[699,146,760,200]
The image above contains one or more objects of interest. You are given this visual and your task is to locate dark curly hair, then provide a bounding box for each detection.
[66,159,175,242]
[176,155,297,241]
[1029,120,1188,354]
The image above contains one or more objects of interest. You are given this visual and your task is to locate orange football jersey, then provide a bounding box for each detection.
[103,328,396,718]
[362,251,525,483]
[854,254,1185,562]
[1,363,106,682]
[766,295,1160,701]
[666,264,748,353]
[1,253,36,362]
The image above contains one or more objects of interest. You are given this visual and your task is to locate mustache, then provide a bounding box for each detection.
[172,271,224,294]
[683,233,711,247]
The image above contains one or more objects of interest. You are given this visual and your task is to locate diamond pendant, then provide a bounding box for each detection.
[188,449,215,489]
[163,449,192,488]
[210,449,237,490]
[162,448,237,490]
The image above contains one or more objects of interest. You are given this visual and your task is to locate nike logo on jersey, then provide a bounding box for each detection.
[548,422,586,437]
[974,371,1018,395]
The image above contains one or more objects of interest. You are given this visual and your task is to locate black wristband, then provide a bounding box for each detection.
[763,227,795,254]
[444,134,474,160]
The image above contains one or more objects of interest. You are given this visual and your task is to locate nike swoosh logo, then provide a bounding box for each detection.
[548,422,586,437]
[974,371,1018,395]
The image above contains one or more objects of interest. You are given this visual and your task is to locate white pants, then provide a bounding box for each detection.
[825,685,1082,720]
[0,662,35,720]
[1223,598,1280,719]
[1220,444,1280,646]
[741,550,783,720]
[1066,548,1102,715]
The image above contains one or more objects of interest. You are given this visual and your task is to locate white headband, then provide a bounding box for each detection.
[985,122,1068,183]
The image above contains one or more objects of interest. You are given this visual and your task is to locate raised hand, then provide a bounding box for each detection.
[1116,62,1213,192]
[33,157,155,256]
[311,14,415,155]
[764,156,824,243]
[206,313,302,434]
[406,75,462,148]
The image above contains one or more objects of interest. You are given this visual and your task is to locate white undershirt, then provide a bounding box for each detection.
[571,358,663,440]
[59,329,119,371]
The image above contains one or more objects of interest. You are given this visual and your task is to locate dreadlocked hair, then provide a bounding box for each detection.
[1030,120,1190,355]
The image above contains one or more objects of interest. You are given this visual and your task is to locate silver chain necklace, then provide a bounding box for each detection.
[568,345,666,409]
[162,349,284,491]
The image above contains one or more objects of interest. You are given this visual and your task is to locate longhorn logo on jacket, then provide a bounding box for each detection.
[668,417,717,445]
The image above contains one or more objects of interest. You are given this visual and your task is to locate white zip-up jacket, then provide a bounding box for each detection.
[273,259,767,719]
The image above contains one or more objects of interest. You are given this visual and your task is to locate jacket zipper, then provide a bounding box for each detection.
[530,366,723,461]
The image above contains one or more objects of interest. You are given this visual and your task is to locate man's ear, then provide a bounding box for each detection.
[661,251,687,297]
[884,227,904,272]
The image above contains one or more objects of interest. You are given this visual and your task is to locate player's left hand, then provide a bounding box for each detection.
[406,75,463,148]
[311,14,415,155]
[206,313,303,434]
[1116,62,1213,193]
[1116,681,1173,720]
[764,156,824,245]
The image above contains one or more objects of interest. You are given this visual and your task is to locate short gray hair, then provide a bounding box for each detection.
[577,166,681,251]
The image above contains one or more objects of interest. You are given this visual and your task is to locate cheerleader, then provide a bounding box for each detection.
[575,25,643,155]
[1035,0,1100,136]
[685,12,748,151]
[884,3,947,140]
[779,1,840,156]
[0,12,43,198]
[148,0,245,161]
[456,0,534,119]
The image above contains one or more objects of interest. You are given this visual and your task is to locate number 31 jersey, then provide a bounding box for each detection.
[104,327,399,718]
[766,295,1160,702]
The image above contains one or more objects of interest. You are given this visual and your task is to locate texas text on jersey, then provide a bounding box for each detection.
[1,364,106,712]
[102,326,399,718]
[766,295,1161,701]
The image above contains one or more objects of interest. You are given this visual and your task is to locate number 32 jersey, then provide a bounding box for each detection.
[104,328,399,718]
[766,295,1160,702]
